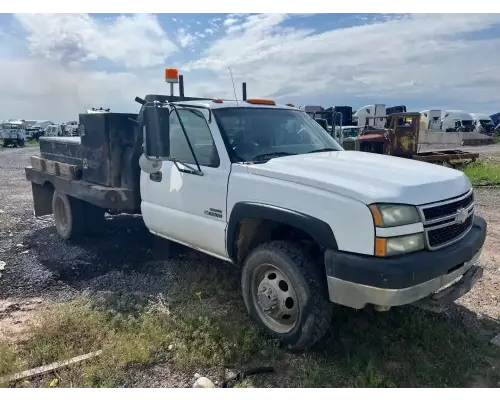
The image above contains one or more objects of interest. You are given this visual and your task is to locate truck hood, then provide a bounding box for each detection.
[246,151,471,205]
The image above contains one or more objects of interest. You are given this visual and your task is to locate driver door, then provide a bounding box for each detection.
[140,108,231,260]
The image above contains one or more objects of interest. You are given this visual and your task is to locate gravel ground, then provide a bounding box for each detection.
[0,146,224,342]
[456,187,500,324]
[1,145,499,383]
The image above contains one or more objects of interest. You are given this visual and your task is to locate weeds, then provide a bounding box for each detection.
[0,343,19,386]
[461,158,500,185]
[1,264,499,387]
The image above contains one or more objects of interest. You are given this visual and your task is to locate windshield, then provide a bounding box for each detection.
[480,120,493,127]
[213,108,343,162]
[3,124,20,130]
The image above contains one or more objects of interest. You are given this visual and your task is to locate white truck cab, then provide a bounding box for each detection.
[353,104,386,129]
[441,110,475,132]
[25,69,487,350]
[420,110,442,131]
[1,120,26,147]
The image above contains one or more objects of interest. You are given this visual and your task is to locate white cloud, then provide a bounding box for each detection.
[208,18,222,31]
[185,13,500,112]
[15,13,178,69]
[0,59,150,120]
[176,27,196,48]
[223,17,238,27]
[2,13,500,122]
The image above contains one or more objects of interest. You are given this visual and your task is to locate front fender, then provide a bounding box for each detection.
[226,201,338,263]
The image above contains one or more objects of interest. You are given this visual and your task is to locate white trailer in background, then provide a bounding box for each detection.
[353,104,386,129]
[420,110,442,131]
[440,110,474,132]
[470,113,495,135]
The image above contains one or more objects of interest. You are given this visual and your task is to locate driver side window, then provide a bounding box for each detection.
[169,109,220,168]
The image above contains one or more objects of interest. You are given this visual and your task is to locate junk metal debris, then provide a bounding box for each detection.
[491,333,500,347]
[0,350,102,385]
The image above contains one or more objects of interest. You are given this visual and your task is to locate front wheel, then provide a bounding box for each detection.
[241,241,333,350]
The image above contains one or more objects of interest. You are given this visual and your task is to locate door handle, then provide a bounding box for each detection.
[150,171,162,182]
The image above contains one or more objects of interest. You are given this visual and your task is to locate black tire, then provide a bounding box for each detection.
[241,240,333,350]
[52,191,86,240]
[84,203,106,236]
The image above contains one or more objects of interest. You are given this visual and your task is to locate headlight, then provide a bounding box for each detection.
[375,233,425,257]
[369,204,421,227]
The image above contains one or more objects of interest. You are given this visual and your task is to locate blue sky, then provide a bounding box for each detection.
[0,13,499,121]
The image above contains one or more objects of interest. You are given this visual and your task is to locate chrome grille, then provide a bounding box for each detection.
[422,192,474,221]
[418,190,474,250]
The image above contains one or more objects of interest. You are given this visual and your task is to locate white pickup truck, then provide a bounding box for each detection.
[25,71,487,350]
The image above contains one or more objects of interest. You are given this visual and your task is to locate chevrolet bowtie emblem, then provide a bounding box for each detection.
[455,208,468,224]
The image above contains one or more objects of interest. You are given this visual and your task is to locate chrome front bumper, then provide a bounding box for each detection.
[327,247,483,310]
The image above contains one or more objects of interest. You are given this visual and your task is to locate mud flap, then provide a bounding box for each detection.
[411,265,483,313]
[32,182,54,217]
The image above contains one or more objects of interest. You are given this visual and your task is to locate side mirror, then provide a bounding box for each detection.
[142,102,171,159]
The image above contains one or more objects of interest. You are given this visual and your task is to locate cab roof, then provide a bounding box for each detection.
[171,99,295,111]
[142,94,297,111]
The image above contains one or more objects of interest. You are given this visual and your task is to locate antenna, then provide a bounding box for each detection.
[228,67,239,106]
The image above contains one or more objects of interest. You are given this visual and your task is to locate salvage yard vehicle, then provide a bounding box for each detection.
[420,109,442,131]
[25,69,487,350]
[28,120,54,141]
[470,113,495,135]
[353,104,386,129]
[356,112,479,167]
[440,110,475,132]
[44,124,63,137]
[336,125,360,150]
[64,121,80,136]
[1,120,26,147]
[23,120,38,139]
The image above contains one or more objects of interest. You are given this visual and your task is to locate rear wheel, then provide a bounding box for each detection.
[52,191,86,240]
[241,241,333,350]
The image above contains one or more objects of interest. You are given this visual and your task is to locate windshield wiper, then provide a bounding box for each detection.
[251,152,296,162]
[307,148,338,154]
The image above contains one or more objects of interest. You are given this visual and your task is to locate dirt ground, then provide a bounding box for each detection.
[0,145,499,386]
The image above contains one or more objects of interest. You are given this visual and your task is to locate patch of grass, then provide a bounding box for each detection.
[461,160,500,185]
[26,139,39,147]
[0,343,20,387]
[1,263,499,388]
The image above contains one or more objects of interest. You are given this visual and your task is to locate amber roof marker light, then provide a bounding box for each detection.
[165,68,179,96]
[246,98,276,105]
